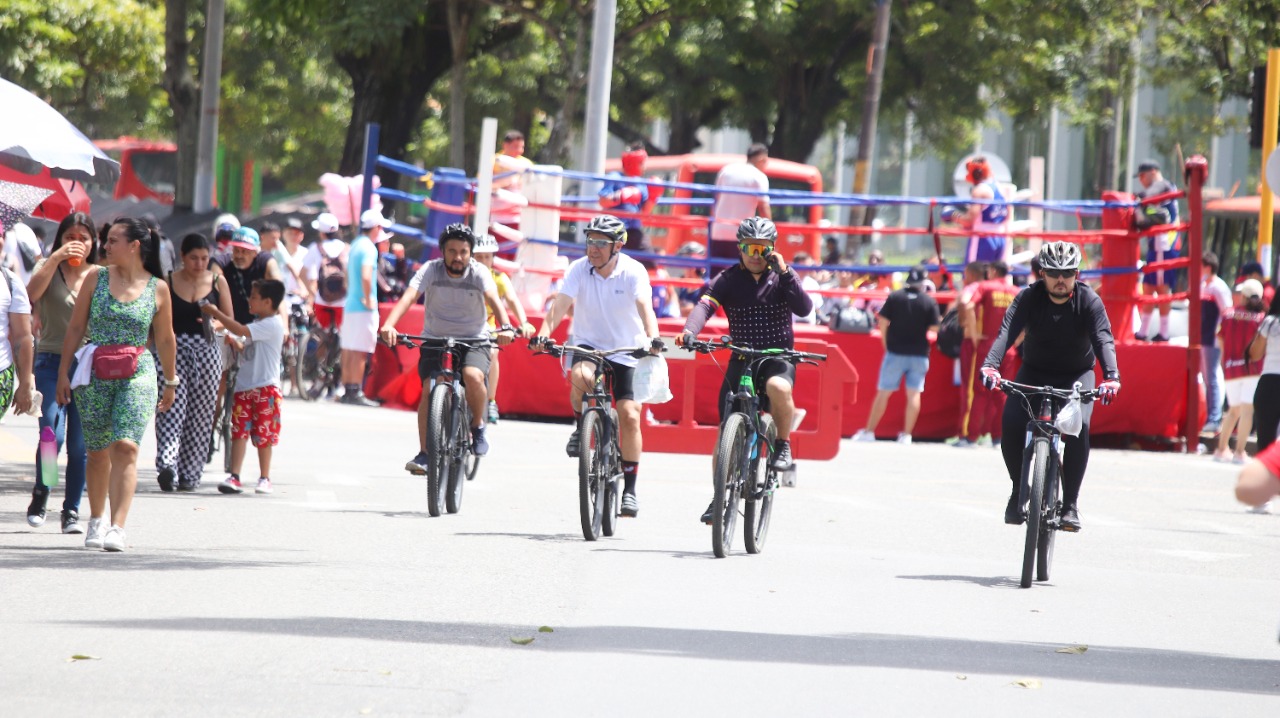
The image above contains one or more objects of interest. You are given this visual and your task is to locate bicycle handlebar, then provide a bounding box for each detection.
[682,337,827,362]
[528,339,664,360]
[999,380,1099,403]
[390,333,495,350]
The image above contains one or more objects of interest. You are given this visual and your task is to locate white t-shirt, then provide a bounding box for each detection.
[235,315,286,392]
[303,238,348,307]
[0,267,32,372]
[1259,316,1280,376]
[409,259,496,339]
[798,275,822,324]
[561,254,650,368]
[710,162,769,241]
[275,244,309,298]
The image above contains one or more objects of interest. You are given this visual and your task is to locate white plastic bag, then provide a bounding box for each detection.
[631,355,673,404]
[1055,398,1083,437]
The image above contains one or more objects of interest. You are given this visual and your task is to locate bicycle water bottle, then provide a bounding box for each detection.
[39,426,58,487]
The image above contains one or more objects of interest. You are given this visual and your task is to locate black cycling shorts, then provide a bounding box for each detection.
[418,343,491,382]
[570,349,636,403]
[719,356,796,421]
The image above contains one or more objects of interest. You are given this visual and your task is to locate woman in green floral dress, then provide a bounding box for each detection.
[58,218,177,552]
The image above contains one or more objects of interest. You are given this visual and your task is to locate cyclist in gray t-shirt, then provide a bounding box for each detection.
[380,224,514,468]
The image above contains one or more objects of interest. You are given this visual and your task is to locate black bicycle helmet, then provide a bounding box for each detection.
[584,214,627,243]
[440,222,476,249]
[736,216,777,243]
[1038,241,1082,271]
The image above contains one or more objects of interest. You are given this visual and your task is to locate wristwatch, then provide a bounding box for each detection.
[163,376,181,388]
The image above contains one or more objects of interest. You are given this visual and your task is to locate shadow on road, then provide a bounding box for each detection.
[896,574,1025,589]
[0,544,301,572]
[454,531,582,543]
[61,616,1280,695]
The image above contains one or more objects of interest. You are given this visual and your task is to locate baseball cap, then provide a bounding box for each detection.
[285,217,304,230]
[228,227,260,250]
[1236,278,1265,299]
[906,266,929,286]
[312,213,340,233]
[1240,261,1265,277]
[1134,160,1160,177]
[360,208,393,230]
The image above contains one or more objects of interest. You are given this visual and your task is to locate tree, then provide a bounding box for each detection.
[162,0,201,209]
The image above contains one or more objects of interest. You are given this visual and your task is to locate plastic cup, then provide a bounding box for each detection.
[67,256,82,267]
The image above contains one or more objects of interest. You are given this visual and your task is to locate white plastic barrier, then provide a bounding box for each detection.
[513,165,563,312]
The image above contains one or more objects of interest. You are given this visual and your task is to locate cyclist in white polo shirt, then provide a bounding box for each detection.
[533,215,663,518]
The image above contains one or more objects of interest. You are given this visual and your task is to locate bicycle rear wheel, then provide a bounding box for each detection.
[744,415,777,554]
[1036,449,1061,583]
[578,410,607,541]
[426,383,452,517]
[712,413,749,558]
[298,330,327,401]
[1021,438,1049,588]
[446,397,470,514]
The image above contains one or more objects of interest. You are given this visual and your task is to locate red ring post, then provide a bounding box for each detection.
[1184,155,1208,453]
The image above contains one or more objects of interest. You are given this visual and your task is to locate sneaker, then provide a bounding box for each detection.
[1212,451,1229,463]
[102,525,127,552]
[1151,334,1170,343]
[472,427,489,456]
[61,510,83,534]
[256,477,273,494]
[344,391,380,407]
[1004,495,1026,525]
[953,438,976,448]
[1134,332,1149,341]
[405,452,430,475]
[700,500,715,525]
[218,476,243,494]
[770,439,794,471]
[991,439,1001,449]
[621,492,639,517]
[1059,504,1082,532]
[1248,501,1272,515]
[1202,422,1221,435]
[176,482,197,493]
[84,517,106,549]
[487,400,499,425]
[853,429,876,442]
[1233,454,1248,465]
[157,467,176,492]
[566,429,581,457]
[26,487,49,528]
[896,433,912,445]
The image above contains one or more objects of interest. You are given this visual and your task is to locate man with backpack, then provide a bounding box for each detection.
[304,213,349,333]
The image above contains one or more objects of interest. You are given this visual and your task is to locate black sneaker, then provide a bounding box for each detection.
[621,492,639,517]
[405,452,430,475]
[1151,334,1170,343]
[700,500,715,525]
[1059,504,1082,532]
[157,467,176,493]
[176,482,198,493]
[770,439,793,471]
[1004,495,1026,525]
[61,510,83,534]
[566,429,581,458]
[344,391,380,407]
[472,427,490,456]
[26,487,49,528]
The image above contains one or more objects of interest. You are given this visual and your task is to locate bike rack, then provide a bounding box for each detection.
[642,339,858,461]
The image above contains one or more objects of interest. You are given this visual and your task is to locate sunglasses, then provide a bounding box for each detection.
[1044,269,1077,279]
[585,238,614,250]
[738,243,772,258]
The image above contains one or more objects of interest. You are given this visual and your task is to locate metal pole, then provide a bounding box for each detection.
[849,0,891,226]
[193,0,226,213]
[1258,48,1280,267]
[1184,156,1208,453]
[1124,11,1141,193]
[581,0,617,198]
[360,123,380,218]
[831,121,846,225]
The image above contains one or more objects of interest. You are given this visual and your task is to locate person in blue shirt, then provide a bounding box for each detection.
[339,209,392,406]
[599,142,654,267]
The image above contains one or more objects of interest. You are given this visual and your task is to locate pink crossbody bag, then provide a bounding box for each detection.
[92,345,146,380]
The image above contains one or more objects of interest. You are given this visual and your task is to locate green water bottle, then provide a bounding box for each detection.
[39,426,58,487]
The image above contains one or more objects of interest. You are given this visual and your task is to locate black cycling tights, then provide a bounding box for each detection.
[999,368,1096,507]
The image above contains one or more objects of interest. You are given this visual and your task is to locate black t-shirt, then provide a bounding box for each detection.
[217,252,271,325]
[983,281,1120,380]
[879,286,941,356]
[683,264,813,350]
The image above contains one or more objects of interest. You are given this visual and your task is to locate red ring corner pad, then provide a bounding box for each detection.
[641,339,858,461]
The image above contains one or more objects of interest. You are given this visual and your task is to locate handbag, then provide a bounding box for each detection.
[829,306,875,334]
[92,345,146,381]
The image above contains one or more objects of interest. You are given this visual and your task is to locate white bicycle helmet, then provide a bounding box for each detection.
[473,233,499,254]
[736,216,778,243]
[584,214,627,243]
[1038,241,1082,271]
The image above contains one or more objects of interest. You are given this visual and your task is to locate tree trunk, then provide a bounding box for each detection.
[446,0,471,170]
[163,0,201,211]
[541,13,588,166]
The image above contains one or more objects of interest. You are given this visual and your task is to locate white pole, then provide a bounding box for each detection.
[473,117,498,240]
[1125,13,1142,193]
[831,120,846,226]
[900,112,914,229]
[581,0,617,198]
[1046,106,1060,231]
[193,0,226,213]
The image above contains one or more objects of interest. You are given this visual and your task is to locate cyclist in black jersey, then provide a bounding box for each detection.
[677,217,813,523]
[980,241,1120,531]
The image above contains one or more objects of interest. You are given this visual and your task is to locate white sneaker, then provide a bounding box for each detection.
[896,433,913,445]
[84,518,106,549]
[102,525,127,552]
[853,429,876,442]
[1248,501,1272,515]
[256,477,273,494]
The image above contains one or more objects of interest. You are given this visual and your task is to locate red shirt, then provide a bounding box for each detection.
[969,278,1018,342]
[1257,442,1280,481]
[1221,310,1264,380]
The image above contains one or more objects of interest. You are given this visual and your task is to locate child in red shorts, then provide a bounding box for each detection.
[1237,441,1280,514]
[201,279,287,495]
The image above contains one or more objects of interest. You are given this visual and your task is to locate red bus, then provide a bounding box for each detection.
[1203,194,1280,279]
[93,137,177,204]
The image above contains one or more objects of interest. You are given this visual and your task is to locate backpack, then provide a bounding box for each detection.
[828,305,874,334]
[936,306,963,359]
[317,244,349,304]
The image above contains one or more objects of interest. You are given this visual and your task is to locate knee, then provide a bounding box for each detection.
[766,378,793,403]
[617,401,641,426]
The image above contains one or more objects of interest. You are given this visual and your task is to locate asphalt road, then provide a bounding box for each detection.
[1,398,1279,716]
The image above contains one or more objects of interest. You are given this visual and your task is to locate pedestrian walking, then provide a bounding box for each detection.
[1217,279,1266,464]
[1249,292,1280,454]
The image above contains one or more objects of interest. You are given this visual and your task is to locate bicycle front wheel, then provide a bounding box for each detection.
[298,330,327,401]
[578,410,607,541]
[744,415,777,555]
[426,383,453,517]
[446,397,470,514]
[712,412,749,558]
[1021,438,1050,588]
[1036,447,1061,583]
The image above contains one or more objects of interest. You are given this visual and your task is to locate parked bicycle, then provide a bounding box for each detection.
[999,380,1099,588]
[531,340,652,541]
[393,333,491,517]
[298,318,341,402]
[207,341,239,474]
[684,337,826,558]
[279,302,310,398]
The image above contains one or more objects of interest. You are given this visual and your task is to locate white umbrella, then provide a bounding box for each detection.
[0,78,120,185]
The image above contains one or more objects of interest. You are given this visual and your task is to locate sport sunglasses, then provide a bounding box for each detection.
[1043,269,1077,279]
[738,243,773,257]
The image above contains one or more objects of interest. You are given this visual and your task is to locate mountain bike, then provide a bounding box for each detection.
[531,340,652,541]
[395,334,491,517]
[279,302,309,398]
[685,337,826,558]
[298,318,340,402]
[999,380,1098,588]
[207,342,238,474]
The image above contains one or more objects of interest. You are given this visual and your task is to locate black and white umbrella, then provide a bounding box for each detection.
[0,78,120,185]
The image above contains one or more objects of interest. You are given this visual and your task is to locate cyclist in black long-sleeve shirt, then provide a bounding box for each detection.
[981,241,1121,531]
[678,217,813,523]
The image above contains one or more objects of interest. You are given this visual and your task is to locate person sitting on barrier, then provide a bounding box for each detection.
[492,130,533,232]
[471,232,534,424]
[1133,159,1181,342]
[533,214,663,519]
[599,142,655,266]
[980,241,1120,532]
[709,144,771,273]
[380,224,514,468]
[676,216,814,524]
[962,157,1010,265]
